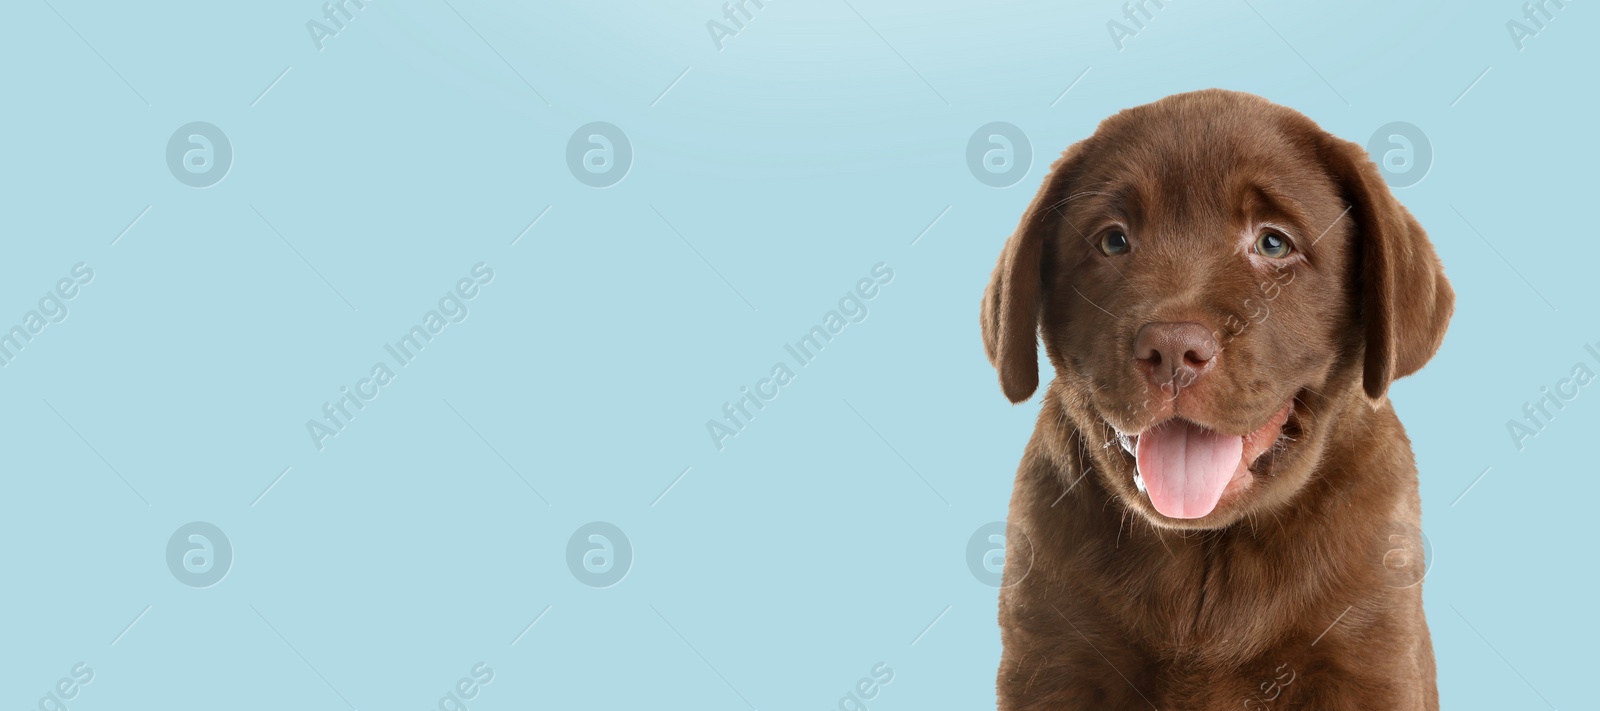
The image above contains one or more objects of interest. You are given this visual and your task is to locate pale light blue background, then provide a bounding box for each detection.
[1,1,1593,709]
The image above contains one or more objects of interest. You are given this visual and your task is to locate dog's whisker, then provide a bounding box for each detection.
[1151,525,1179,560]
[1116,509,1128,549]
[1040,183,1113,213]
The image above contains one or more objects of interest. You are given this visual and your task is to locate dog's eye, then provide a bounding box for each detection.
[1254,231,1292,259]
[1099,231,1130,256]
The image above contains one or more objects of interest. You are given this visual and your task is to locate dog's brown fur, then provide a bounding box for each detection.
[981,90,1451,710]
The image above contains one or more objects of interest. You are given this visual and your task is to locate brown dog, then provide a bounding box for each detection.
[981,90,1451,710]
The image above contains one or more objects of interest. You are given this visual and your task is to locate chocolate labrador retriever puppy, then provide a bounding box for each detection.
[981,90,1451,710]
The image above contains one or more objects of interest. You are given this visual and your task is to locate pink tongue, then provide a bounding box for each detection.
[1135,420,1244,519]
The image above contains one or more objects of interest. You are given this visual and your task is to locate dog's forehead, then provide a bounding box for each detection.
[1093,105,1308,180]
[1073,105,1331,224]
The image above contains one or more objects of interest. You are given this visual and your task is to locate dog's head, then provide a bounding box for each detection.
[981,90,1452,529]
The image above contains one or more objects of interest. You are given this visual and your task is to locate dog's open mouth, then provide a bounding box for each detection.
[1116,397,1298,519]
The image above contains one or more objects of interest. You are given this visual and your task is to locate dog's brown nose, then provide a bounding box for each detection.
[1133,322,1218,390]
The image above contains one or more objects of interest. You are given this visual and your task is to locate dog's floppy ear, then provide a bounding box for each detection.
[1321,136,1454,401]
[981,144,1087,403]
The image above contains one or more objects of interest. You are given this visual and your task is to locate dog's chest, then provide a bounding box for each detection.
[1123,534,1295,646]
[1149,658,1311,710]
